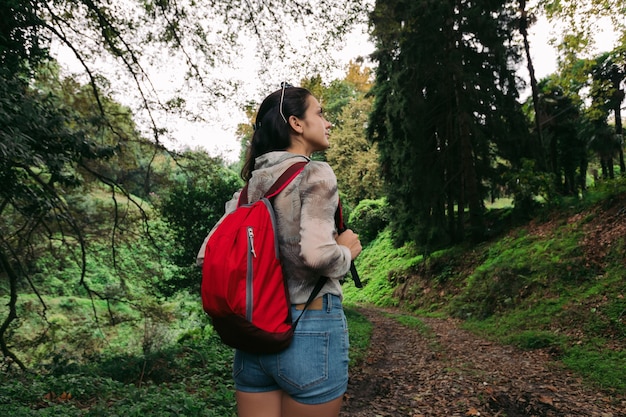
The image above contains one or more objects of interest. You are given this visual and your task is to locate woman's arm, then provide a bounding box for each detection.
[298,163,355,278]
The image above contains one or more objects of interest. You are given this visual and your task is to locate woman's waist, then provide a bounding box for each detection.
[287,277,342,305]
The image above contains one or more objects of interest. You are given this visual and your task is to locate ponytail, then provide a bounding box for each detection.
[241,86,311,181]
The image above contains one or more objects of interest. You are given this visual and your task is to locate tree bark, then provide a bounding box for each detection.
[459,111,484,241]
[614,90,625,175]
[520,0,546,171]
[0,249,27,370]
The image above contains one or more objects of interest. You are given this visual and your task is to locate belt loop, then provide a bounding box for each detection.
[326,293,332,312]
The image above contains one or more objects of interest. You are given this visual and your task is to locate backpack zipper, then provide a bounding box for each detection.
[246,227,255,320]
[248,227,257,258]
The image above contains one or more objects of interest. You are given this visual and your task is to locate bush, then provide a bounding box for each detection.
[348,198,389,246]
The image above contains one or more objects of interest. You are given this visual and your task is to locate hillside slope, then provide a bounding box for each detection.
[346,186,626,393]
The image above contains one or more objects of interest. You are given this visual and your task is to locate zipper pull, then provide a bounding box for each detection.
[248,227,257,257]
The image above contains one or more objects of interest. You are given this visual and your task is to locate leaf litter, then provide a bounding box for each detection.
[340,308,625,417]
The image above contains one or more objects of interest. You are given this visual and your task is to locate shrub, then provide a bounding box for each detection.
[348,198,389,246]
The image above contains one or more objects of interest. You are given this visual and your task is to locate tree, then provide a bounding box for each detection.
[1,0,371,368]
[507,0,626,199]
[306,62,383,209]
[519,0,547,170]
[588,49,626,175]
[588,121,620,179]
[34,0,370,143]
[0,68,117,369]
[536,0,626,48]
[368,0,528,250]
[326,86,384,208]
[156,151,241,296]
[536,78,588,194]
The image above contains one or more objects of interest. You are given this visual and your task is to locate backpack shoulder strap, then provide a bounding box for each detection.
[265,161,308,199]
[239,161,308,205]
[239,161,362,288]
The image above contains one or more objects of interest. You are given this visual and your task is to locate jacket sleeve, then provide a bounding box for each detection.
[298,163,352,278]
[195,189,241,266]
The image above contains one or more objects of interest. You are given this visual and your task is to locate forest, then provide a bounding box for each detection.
[1,0,625,415]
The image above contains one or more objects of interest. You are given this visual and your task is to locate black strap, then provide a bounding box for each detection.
[335,199,363,288]
[292,276,328,328]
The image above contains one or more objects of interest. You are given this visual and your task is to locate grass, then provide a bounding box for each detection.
[382,311,433,337]
[344,306,374,367]
[562,345,626,392]
[343,229,423,307]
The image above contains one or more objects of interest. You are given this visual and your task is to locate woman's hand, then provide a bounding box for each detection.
[336,229,362,260]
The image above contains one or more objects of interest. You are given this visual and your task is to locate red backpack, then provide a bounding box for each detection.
[201,162,326,353]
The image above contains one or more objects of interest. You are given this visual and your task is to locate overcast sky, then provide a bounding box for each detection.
[52,11,621,163]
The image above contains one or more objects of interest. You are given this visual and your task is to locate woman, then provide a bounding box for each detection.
[210,85,362,417]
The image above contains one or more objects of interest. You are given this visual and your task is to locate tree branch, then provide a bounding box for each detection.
[0,248,27,371]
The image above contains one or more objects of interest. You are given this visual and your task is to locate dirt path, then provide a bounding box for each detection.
[340,307,625,417]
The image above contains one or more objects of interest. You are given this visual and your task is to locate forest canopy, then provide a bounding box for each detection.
[1,0,625,376]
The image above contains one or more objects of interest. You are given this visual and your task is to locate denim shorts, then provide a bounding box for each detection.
[232,293,349,405]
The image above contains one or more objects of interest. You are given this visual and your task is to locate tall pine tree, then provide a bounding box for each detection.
[368,0,529,250]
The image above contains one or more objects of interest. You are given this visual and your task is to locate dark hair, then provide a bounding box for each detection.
[241,86,312,181]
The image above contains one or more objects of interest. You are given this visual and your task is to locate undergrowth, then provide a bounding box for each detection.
[0,328,237,416]
[0,305,370,416]
[343,229,423,306]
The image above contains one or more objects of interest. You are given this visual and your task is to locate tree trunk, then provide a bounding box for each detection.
[550,134,559,187]
[0,249,27,370]
[519,0,546,171]
[459,111,484,241]
[575,154,586,195]
[614,91,625,175]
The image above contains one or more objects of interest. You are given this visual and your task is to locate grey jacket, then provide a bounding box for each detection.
[197,151,351,304]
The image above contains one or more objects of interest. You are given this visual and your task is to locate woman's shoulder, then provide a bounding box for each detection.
[264,153,336,186]
[302,159,336,180]
[298,161,338,198]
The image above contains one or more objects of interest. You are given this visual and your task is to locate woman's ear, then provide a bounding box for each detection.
[288,115,303,133]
